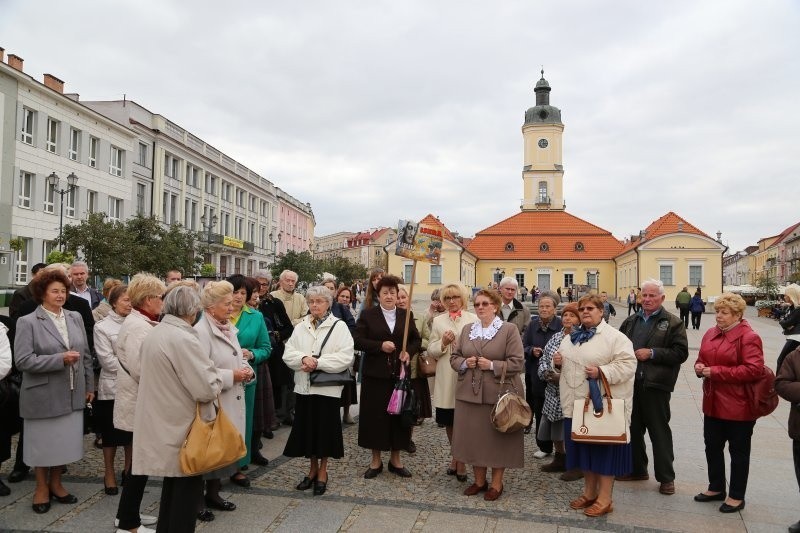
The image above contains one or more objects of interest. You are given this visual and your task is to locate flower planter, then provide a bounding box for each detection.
[758,308,773,318]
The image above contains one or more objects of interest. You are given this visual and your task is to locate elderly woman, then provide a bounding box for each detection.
[450,289,525,501]
[355,274,421,478]
[554,293,636,517]
[693,292,765,513]
[93,284,132,495]
[397,284,432,446]
[195,281,254,518]
[775,345,800,533]
[226,274,272,475]
[283,286,355,495]
[133,284,223,533]
[13,268,93,514]
[537,303,582,481]
[778,284,800,371]
[114,273,166,533]
[428,283,476,480]
[336,286,359,424]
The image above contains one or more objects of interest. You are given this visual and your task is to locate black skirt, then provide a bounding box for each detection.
[94,399,132,447]
[357,376,411,451]
[283,394,344,459]
[411,377,432,419]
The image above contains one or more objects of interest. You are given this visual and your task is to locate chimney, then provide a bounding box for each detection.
[0,47,5,62]
[7,53,23,71]
[64,93,80,102]
[43,74,65,94]
[677,221,684,232]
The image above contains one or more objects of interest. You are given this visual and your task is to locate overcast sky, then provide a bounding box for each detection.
[2,1,798,252]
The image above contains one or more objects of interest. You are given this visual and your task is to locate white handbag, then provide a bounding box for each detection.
[571,371,628,444]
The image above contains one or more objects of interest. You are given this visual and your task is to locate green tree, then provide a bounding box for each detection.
[320,256,368,285]
[272,250,322,282]
[755,272,779,300]
[46,250,76,265]
[61,212,129,278]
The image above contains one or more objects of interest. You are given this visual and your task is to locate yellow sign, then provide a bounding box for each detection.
[223,236,244,249]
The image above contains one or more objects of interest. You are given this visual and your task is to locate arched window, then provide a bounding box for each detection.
[539,242,549,252]
[574,242,585,252]
[538,181,548,204]
[505,242,514,252]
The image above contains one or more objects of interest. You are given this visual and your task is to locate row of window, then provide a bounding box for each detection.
[21,108,124,176]
[620,264,704,287]
[17,171,122,220]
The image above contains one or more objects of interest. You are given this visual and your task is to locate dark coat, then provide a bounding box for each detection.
[619,308,688,392]
[9,284,32,319]
[354,306,421,380]
[775,347,800,440]
[522,315,562,396]
[331,302,356,333]
[780,307,800,336]
[260,294,294,387]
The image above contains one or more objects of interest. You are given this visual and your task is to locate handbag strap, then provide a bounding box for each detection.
[312,319,340,360]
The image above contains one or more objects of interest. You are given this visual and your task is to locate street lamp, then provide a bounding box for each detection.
[47,172,78,251]
[269,231,282,264]
[200,213,218,261]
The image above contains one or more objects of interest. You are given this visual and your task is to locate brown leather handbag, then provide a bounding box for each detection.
[417,351,437,378]
[179,397,247,475]
[490,363,532,433]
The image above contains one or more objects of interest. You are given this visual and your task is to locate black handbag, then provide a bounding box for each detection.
[309,320,354,386]
[400,372,418,428]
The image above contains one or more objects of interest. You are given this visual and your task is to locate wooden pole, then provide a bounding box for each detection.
[401,259,417,354]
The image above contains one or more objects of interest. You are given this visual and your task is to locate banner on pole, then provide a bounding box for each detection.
[394,219,442,265]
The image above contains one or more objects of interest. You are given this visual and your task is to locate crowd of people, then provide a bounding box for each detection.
[1,263,800,532]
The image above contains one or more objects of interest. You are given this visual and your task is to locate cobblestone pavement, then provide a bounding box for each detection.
[1,302,798,532]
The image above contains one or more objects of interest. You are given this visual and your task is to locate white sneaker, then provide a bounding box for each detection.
[114,515,158,528]
[533,450,551,459]
[116,527,155,533]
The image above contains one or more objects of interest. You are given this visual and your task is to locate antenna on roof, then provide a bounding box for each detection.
[123,94,126,107]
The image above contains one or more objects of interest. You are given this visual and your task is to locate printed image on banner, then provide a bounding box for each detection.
[395,219,442,264]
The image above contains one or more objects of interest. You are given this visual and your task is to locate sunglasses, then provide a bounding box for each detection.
[474,301,493,308]
[578,306,597,312]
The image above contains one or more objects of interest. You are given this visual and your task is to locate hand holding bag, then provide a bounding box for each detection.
[490,362,533,433]
[179,396,247,475]
[570,370,628,444]
[387,364,409,415]
[309,320,354,386]
[417,352,437,378]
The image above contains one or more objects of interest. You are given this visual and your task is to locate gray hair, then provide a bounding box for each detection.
[305,285,332,306]
[279,269,298,282]
[641,278,665,295]
[538,290,560,307]
[163,284,202,318]
[254,270,272,281]
[499,276,518,289]
[70,260,88,271]
[201,280,234,308]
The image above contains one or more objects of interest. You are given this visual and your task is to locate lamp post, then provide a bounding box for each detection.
[200,213,218,264]
[269,231,282,265]
[46,172,78,251]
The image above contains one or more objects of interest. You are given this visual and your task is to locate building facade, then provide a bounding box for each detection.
[314,231,357,261]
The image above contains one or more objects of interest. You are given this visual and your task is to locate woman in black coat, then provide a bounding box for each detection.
[778,285,800,372]
[354,275,421,479]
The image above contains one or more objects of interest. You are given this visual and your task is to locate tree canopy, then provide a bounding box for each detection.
[271,251,367,285]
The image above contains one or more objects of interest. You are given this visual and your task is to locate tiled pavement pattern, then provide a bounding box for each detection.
[1,301,798,532]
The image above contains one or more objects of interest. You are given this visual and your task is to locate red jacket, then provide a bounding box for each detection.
[695,319,764,421]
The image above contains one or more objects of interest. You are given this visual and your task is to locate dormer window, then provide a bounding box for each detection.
[575,242,585,252]
[539,242,549,252]
[505,242,514,252]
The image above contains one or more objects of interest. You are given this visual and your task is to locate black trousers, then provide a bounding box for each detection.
[691,312,702,330]
[630,384,675,482]
[116,473,148,529]
[628,303,636,316]
[703,416,755,500]
[794,439,800,492]
[157,475,203,533]
[678,306,690,328]
[525,372,552,453]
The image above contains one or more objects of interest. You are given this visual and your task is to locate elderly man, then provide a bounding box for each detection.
[617,279,688,495]
[272,270,309,326]
[522,291,560,461]
[69,261,102,309]
[498,277,530,337]
[270,270,308,425]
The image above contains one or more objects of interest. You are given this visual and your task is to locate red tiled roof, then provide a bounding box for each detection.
[616,212,711,255]
[418,214,458,243]
[775,221,800,245]
[466,211,623,260]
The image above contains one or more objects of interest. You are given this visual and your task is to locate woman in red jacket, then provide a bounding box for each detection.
[693,293,764,513]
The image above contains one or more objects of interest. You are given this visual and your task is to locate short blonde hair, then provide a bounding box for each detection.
[439,283,470,306]
[714,292,746,317]
[785,284,800,307]
[201,280,234,308]
[127,273,166,308]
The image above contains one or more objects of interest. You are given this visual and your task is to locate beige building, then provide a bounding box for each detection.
[314,231,356,260]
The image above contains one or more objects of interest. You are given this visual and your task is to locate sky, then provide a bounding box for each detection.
[2,0,798,253]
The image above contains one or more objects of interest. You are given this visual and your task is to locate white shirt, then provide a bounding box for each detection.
[381,305,397,332]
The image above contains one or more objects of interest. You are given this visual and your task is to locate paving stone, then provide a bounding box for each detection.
[273,499,353,533]
[195,493,290,532]
[494,518,559,532]
[421,511,487,532]
[344,504,420,533]
[48,483,160,532]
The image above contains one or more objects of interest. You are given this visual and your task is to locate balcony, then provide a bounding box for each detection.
[536,195,551,206]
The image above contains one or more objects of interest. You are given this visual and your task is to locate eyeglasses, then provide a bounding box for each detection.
[474,301,493,308]
[259,283,268,287]
[578,306,597,312]
[443,295,461,301]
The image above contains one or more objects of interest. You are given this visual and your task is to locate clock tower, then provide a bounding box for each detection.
[521,71,565,211]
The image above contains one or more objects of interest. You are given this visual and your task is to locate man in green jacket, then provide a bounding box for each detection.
[675,287,692,328]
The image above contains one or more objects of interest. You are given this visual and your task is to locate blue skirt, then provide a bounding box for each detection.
[564,418,632,476]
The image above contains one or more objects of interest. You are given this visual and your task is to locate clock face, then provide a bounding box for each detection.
[538,138,548,148]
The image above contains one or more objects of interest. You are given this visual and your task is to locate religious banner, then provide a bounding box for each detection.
[394,219,443,264]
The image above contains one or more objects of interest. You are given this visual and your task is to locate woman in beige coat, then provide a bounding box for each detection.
[133,284,223,533]
[450,289,525,501]
[194,281,253,518]
[427,283,476,480]
[114,273,165,533]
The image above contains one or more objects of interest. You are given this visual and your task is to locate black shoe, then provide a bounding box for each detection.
[252,453,269,466]
[263,430,274,439]
[205,497,236,511]
[32,501,51,514]
[0,479,9,497]
[313,479,327,496]
[719,501,745,513]
[364,463,383,479]
[197,509,215,522]
[694,491,726,502]
[456,473,468,482]
[104,484,119,495]
[523,426,532,435]
[51,493,78,504]
[230,474,251,488]
[388,463,412,478]
[406,440,417,454]
[296,476,315,490]
[788,519,800,533]
[8,468,29,483]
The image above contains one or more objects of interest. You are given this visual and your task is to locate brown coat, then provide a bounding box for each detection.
[775,347,800,440]
[354,306,421,380]
[450,321,525,406]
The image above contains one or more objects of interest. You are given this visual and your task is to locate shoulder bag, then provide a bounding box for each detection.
[490,362,532,433]
[309,320,354,386]
[570,370,628,444]
[180,396,247,475]
[417,351,437,378]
